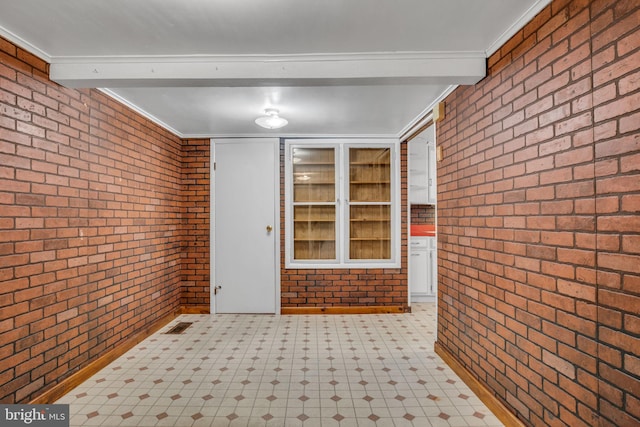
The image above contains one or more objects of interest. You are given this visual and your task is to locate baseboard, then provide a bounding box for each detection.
[281,305,409,315]
[434,341,525,427]
[179,305,210,314]
[410,294,436,303]
[30,305,210,404]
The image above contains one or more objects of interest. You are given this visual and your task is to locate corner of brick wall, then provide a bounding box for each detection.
[180,139,210,306]
[0,37,185,402]
[437,1,639,426]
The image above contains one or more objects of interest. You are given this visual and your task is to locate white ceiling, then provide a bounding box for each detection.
[0,0,550,138]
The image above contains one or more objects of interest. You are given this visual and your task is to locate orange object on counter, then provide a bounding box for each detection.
[410,224,436,236]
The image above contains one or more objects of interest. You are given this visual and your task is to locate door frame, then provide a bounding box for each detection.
[210,137,281,314]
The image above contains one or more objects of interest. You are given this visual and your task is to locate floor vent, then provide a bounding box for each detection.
[165,322,193,334]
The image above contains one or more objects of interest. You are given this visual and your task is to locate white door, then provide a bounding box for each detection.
[213,138,279,314]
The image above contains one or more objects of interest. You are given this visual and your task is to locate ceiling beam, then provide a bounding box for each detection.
[50,52,486,88]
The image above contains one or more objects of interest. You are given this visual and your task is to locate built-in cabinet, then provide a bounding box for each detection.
[285,139,400,269]
[348,147,392,260]
[291,147,337,260]
[409,237,437,298]
[409,126,436,205]
[409,124,437,302]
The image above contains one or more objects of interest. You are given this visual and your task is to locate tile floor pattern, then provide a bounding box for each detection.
[57,304,504,427]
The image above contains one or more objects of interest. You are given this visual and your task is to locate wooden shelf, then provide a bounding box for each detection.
[294,181,335,185]
[294,161,334,165]
[349,148,391,213]
[349,162,390,166]
[350,181,391,184]
[350,237,391,241]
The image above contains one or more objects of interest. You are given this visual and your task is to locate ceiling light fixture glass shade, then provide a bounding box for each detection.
[255,108,288,129]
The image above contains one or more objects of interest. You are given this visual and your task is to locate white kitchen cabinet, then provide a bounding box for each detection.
[410,242,429,294]
[428,237,437,294]
[426,142,437,204]
[409,237,437,301]
[409,137,428,204]
[409,124,436,205]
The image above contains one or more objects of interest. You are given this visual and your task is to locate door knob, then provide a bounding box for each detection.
[266,225,273,232]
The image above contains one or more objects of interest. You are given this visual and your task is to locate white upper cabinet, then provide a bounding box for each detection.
[427,141,437,205]
[409,124,436,205]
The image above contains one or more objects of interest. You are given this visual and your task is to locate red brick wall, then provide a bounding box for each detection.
[436,1,639,426]
[180,139,210,306]
[280,141,409,307]
[411,204,435,225]
[0,37,192,402]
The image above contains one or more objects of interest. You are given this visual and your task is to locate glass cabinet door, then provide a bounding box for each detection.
[286,140,398,268]
[292,147,337,260]
[348,147,391,260]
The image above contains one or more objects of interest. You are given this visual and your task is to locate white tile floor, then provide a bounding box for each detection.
[57,304,504,427]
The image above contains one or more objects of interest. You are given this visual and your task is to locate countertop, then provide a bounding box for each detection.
[410,224,436,237]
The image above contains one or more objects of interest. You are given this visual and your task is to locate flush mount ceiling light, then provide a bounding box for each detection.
[255,108,288,129]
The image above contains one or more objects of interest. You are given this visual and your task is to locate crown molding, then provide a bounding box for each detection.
[0,26,52,62]
[485,0,553,56]
[398,85,457,141]
[98,89,185,138]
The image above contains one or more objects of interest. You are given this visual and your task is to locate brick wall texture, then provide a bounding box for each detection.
[436,1,639,426]
[411,204,436,225]
[180,139,210,306]
[280,141,409,307]
[0,37,209,402]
